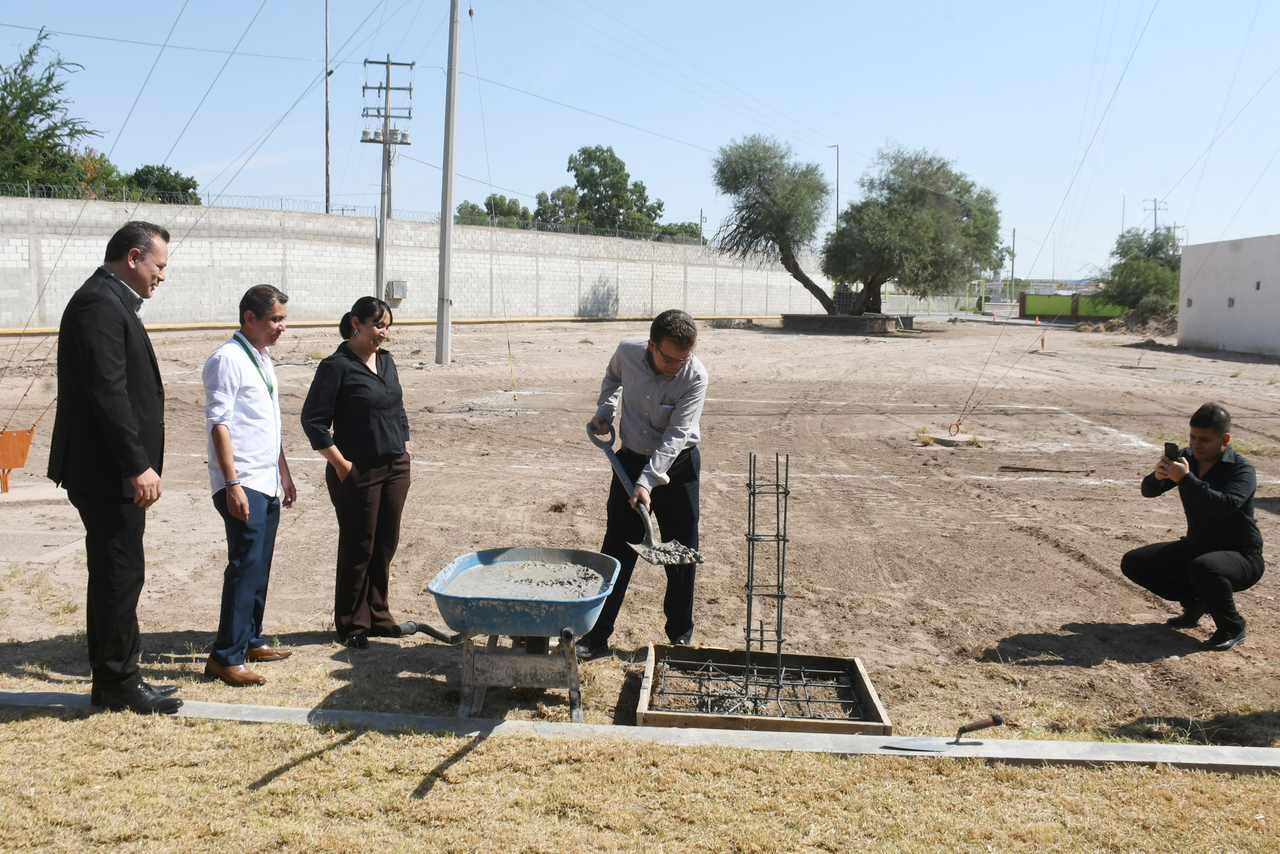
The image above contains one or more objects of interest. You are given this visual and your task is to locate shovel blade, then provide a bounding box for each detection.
[629,540,706,566]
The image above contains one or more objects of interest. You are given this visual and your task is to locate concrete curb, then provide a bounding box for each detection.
[2,689,1277,773]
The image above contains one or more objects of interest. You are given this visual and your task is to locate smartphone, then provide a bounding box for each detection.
[1164,442,1179,460]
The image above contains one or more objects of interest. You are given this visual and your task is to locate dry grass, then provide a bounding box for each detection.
[1231,439,1280,458]
[1,710,1276,852]
[914,426,934,446]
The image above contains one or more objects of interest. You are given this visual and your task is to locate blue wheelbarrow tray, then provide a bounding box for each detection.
[428,547,621,638]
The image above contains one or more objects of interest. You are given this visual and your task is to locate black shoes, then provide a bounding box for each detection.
[94,682,183,715]
[574,639,610,660]
[1167,603,1208,629]
[342,634,369,649]
[1203,628,1247,651]
[90,681,177,706]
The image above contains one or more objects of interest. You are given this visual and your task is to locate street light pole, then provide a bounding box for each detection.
[827,144,839,233]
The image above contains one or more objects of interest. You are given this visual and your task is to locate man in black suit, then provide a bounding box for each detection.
[48,221,182,714]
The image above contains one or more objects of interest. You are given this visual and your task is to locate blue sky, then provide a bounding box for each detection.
[4,1,1279,280]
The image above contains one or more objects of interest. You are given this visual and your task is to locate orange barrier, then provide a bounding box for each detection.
[0,428,33,493]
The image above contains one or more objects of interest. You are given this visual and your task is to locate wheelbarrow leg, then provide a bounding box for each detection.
[560,628,583,724]
[457,634,500,718]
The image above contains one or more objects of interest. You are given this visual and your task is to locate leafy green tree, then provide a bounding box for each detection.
[564,145,663,231]
[822,146,1002,315]
[483,193,529,223]
[1103,226,1181,310]
[534,185,579,227]
[711,134,834,313]
[455,199,488,223]
[0,32,98,185]
[127,163,200,204]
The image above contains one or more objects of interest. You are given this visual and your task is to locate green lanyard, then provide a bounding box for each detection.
[231,333,274,397]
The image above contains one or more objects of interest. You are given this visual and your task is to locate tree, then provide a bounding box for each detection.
[821,146,1002,315]
[0,32,98,185]
[711,134,834,313]
[1103,226,1181,311]
[456,199,487,222]
[564,145,663,231]
[534,185,579,227]
[127,164,201,204]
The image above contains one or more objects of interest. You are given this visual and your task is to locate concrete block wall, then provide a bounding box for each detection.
[0,196,831,328]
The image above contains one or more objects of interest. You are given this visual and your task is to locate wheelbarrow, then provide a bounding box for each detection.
[428,547,621,722]
[586,423,705,566]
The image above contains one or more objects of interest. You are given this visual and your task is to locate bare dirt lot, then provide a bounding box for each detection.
[2,319,1277,745]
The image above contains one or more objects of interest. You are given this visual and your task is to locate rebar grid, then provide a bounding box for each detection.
[654,656,866,720]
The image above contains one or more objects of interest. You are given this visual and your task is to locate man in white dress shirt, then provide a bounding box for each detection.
[579,309,708,659]
[202,285,297,686]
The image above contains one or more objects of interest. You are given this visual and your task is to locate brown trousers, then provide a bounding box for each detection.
[325,452,411,638]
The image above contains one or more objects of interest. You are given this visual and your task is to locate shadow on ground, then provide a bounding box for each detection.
[0,630,609,723]
[1111,710,1280,748]
[978,622,1205,668]
[1255,497,1280,517]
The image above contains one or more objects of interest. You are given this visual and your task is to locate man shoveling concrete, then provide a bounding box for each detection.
[575,310,708,661]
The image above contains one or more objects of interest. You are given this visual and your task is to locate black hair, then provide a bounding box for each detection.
[239,284,288,325]
[1190,402,1231,434]
[650,308,697,349]
[104,221,170,263]
[339,295,393,340]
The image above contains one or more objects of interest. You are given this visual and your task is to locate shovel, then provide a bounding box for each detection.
[882,714,1004,753]
[587,423,705,566]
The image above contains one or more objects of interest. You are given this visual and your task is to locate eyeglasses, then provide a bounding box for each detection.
[655,344,692,366]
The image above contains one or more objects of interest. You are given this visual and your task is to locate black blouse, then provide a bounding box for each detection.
[300,343,410,459]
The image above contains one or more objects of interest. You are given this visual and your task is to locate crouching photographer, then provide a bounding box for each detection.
[1121,402,1265,651]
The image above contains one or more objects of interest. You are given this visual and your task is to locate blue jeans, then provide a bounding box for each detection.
[212,486,280,666]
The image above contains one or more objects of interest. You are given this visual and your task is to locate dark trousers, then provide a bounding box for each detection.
[586,445,700,647]
[68,492,147,690]
[325,452,411,638]
[1121,539,1265,634]
[211,487,280,666]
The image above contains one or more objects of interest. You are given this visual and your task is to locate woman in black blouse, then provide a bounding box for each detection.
[301,296,412,648]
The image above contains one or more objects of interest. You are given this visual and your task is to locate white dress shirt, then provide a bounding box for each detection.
[595,337,708,492]
[203,331,282,496]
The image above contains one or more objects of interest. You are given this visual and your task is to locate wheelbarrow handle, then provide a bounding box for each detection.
[586,422,658,539]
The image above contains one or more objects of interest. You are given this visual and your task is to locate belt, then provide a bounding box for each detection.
[619,445,695,461]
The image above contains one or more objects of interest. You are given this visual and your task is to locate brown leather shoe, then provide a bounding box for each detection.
[246,645,292,662]
[205,657,266,686]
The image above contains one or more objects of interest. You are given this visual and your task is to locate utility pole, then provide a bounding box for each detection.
[827,143,839,234]
[361,54,414,301]
[1009,227,1016,303]
[436,0,460,366]
[325,0,331,214]
[1145,197,1167,232]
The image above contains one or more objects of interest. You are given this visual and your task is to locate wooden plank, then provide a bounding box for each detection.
[640,708,890,736]
[636,644,656,727]
[851,657,893,736]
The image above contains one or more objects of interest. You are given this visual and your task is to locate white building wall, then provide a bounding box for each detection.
[1179,233,1280,356]
[0,197,830,327]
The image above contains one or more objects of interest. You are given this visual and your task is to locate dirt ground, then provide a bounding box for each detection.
[1,318,1277,744]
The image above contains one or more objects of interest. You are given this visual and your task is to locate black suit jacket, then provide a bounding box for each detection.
[47,268,165,498]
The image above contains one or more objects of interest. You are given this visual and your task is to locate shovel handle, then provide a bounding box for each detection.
[587,422,658,537]
[954,714,1004,742]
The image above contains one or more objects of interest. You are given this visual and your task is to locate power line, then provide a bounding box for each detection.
[462,71,714,153]
[397,153,534,200]
[0,20,348,65]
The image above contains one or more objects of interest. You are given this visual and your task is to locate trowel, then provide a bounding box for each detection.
[587,423,705,566]
[882,714,1005,753]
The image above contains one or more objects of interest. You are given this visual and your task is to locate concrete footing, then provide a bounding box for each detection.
[2,688,1277,773]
